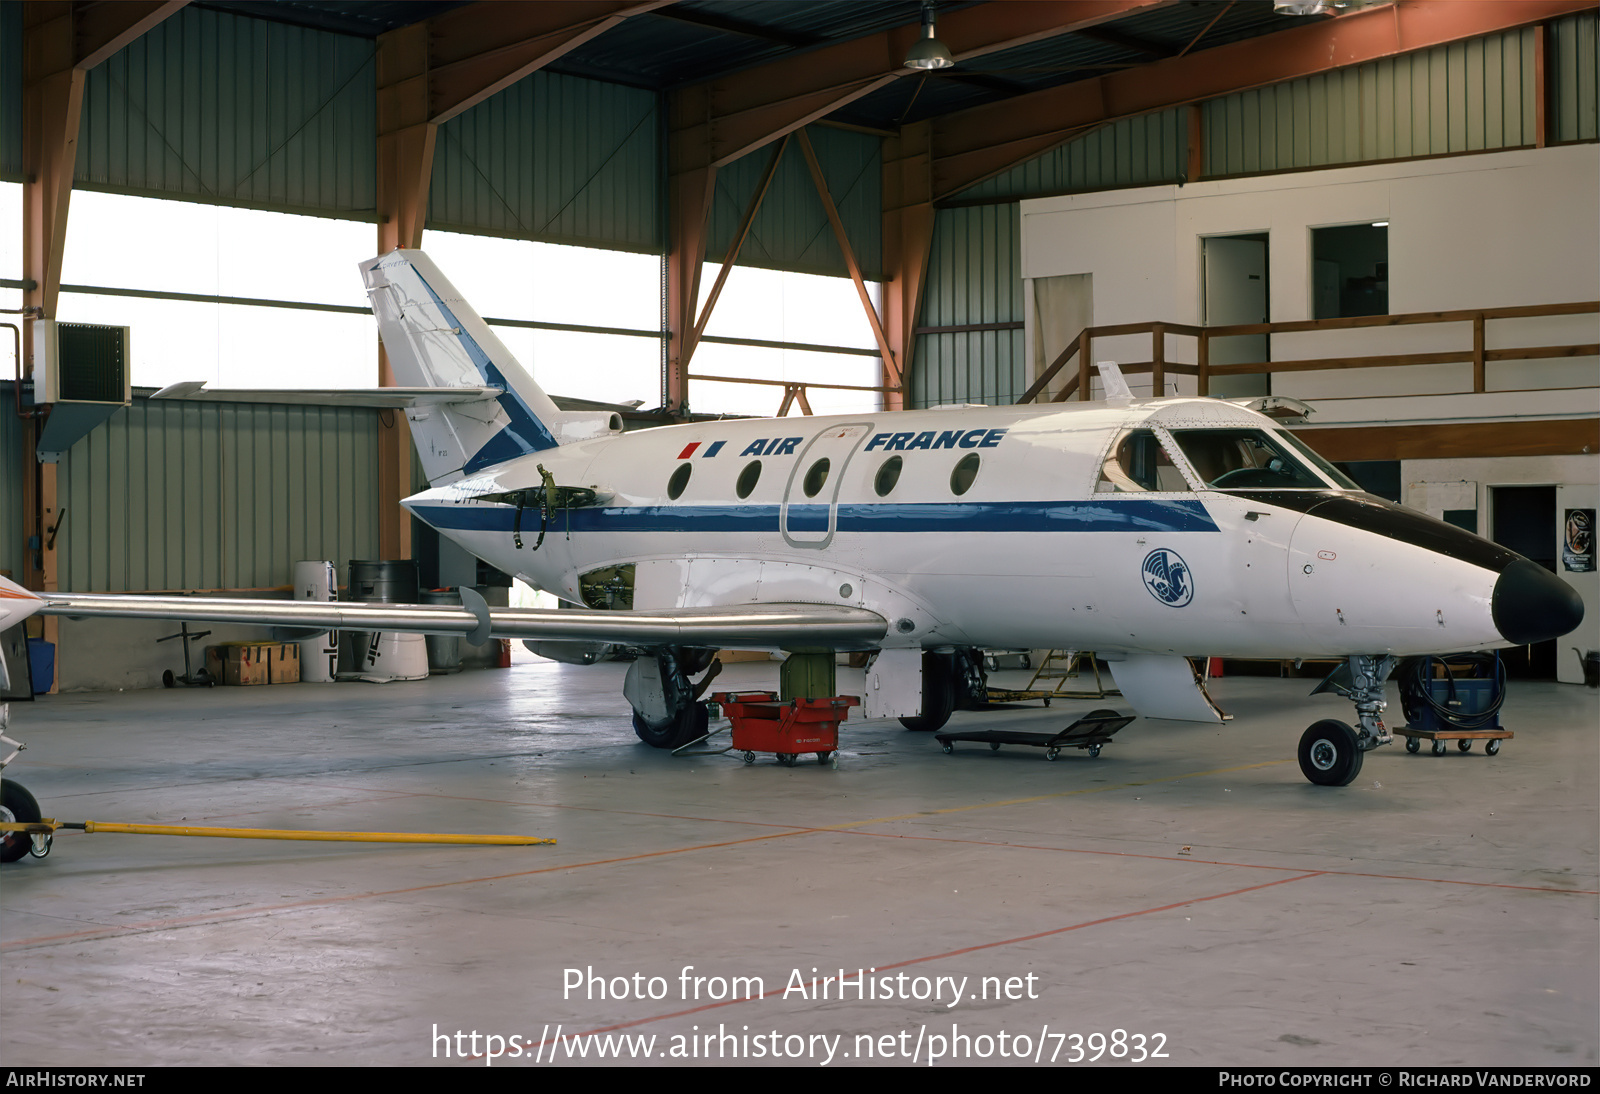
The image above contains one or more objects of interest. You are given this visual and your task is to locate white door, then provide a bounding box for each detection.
[1203,235,1269,398]
[780,423,873,549]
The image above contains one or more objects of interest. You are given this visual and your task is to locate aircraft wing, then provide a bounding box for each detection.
[35,591,888,650]
[149,382,503,409]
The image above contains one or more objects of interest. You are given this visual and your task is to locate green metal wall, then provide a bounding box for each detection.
[429,71,660,253]
[1551,9,1600,143]
[54,397,380,592]
[911,203,1024,408]
[1205,26,1539,174]
[960,108,1188,203]
[74,7,377,217]
[708,125,882,280]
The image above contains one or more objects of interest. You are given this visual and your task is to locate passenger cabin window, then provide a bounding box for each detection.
[1167,428,1337,490]
[667,463,692,500]
[803,458,831,498]
[736,460,761,499]
[950,453,980,496]
[874,456,902,497]
[1096,429,1192,493]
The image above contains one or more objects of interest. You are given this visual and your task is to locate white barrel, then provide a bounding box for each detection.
[293,560,338,683]
[355,631,430,683]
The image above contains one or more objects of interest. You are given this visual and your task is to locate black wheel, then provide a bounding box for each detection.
[1432,740,1447,756]
[1405,736,1421,753]
[1458,739,1472,753]
[989,741,1001,751]
[1020,654,1031,669]
[1297,720,1365,787]
[742,751,755,765]
[162,669,175,688]
[1,780,42,864]
[815,752,830,765]
[631,702,710,749]
[1088,744,1102,758]
[899,654,956,732]
[941,743,952,754]
[1046,747,1060,761]
[776,753,797,767]
[1485,739,1501,756]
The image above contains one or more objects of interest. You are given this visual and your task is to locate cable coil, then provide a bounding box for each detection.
[1397,653,1506,731]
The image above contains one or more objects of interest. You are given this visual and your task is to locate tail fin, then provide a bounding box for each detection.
[361,250,569,483]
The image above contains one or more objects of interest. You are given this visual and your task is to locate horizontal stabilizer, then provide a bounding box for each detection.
[150,382,503,409]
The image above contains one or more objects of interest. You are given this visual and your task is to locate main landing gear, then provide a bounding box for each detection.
[1299,654,1398,787]
[625,646,719,750]
[898,650,987,733]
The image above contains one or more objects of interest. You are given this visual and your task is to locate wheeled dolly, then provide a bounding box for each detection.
[935,708,1135,761]
[1395,726,1513,757]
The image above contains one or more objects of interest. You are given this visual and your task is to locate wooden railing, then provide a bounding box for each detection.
[1017,301,1599,403]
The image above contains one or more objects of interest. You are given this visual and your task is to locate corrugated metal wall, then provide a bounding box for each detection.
[55,398,380,592]
[1204,26,1539,175]
[0,389,23,582]
[430,71,660,253]
[708,125,882,280]
[960,108,1188,202]
[1551,9,1600,143]
[911,204,1024,408]
[0,1,20,181]
[74,7,377,216]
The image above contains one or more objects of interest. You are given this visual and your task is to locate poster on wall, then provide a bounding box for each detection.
[1564,509,1595,572]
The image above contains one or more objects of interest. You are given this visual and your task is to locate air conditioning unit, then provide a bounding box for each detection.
[35,320,131,405]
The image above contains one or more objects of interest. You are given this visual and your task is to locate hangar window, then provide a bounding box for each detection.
[1096,429,1192,493]
[1312,223,1388,319]
[803,458,831,498]
[668,463,692,500]
[736,461,762,499]
[950,453,980,496]
[874,456,903,497]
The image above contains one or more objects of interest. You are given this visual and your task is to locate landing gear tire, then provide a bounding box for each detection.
[1485,739,1501,756]
[162,669,175,689]
[1,780,42,864]
[899,654,956,733]
[1298,720,1364,787]
[1405,736,1421,754]
[631,703,710,750]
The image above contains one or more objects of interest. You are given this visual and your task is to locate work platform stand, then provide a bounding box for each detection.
[983,650,1121,705]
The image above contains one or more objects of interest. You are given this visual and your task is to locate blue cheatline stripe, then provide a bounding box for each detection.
[409,498,1220,535]
[411,269,560,470]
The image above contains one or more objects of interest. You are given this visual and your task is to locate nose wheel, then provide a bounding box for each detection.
[1,779,48,863]
[1297,720,1364,787]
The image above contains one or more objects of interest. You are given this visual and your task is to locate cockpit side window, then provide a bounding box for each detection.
[1167,428,1329,490]
[1095,429,1193,493]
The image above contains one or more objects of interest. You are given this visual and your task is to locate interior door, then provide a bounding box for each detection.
[780,422,873,549]
[1203,235,1269,398]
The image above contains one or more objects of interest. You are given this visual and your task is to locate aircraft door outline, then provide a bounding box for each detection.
[780,422,874,550]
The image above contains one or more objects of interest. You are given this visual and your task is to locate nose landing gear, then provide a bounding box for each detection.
[1300,655,1398,786]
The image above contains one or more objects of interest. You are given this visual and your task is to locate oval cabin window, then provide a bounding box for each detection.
[736,460,762,499]
[950,453,980,496]
[667,463,692,500]
[803,458,831,498]
[874,456,903,497]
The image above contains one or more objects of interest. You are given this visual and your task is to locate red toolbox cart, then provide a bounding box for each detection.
[704,691,859,767]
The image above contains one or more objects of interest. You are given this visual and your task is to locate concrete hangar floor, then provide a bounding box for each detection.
[1,658,1594,1069]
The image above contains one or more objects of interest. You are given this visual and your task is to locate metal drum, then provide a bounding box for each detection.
[421,588,464,674]
[345,560,428,683]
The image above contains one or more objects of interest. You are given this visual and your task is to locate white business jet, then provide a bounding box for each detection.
[0,251,1583,814]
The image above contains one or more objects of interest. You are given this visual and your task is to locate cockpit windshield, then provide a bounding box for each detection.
[1166,428,1354,490]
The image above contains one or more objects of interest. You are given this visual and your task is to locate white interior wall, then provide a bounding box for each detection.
[1020,145,1599,404]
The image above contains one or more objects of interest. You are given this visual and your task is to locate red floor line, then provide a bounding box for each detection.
[534,871,1329,1045]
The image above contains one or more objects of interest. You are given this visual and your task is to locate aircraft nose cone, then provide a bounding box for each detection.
[1491,558,1585,646]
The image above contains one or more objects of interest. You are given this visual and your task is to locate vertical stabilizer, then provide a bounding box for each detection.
[361,250,566,484]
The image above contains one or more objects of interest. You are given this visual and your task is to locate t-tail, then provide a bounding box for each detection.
[361,250,617,486]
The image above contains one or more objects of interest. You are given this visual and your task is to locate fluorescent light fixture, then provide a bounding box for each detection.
[1372,221,1389,227]
[905,4,954,70]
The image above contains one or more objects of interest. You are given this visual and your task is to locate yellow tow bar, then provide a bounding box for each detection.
[2,819,554,847]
